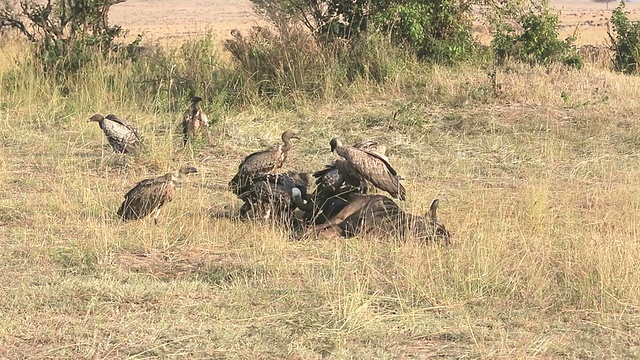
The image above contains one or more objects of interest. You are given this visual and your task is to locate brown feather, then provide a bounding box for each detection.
[332,138,406,200]
[117,173,175,221]
[117,167,197,222]
[181,96,209,145]
[229,130,299,194]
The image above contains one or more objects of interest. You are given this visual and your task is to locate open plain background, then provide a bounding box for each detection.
[1,0,640,359]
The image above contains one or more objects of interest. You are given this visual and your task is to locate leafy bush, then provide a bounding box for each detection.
[250,0,379,39]
[0,0,141,77]
[608,1,640,74]
[491,0,583,68]
[251,0,483,64]
[372,0,478,63]
[224,25,330,103]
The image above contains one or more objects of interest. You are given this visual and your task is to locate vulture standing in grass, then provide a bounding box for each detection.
[329,137,406,200]
[88,114,142,154]
[229,129,300,195]
[181,96,209,146]
[117,166,199,224]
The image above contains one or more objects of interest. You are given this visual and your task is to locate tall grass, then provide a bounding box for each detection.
[0,30,640,357]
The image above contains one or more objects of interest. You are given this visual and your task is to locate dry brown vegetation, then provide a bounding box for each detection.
[1,1,640,358]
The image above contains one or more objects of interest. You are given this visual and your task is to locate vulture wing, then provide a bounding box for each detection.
[117,176,173,221]
[345,147,406,200]
[238,147,280,175]
[106,114,141,141]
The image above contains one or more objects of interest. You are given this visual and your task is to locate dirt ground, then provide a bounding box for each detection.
[108,0,640,45]
[108,0,260,43]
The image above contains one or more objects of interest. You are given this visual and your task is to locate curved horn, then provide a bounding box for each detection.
[427,199,440,222]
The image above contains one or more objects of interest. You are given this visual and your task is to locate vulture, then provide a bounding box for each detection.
[313,139,388,198]
[117,166,199,224]
[229,130,300,195]
[329,137,406,200]
[88,114,142,154]
[238,171,310,222]
[181,96,209,146]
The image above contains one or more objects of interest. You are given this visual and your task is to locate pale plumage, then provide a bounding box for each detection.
[181,96,209,146]
[117,166,198,223]
[329,137,406,200]
[89,114,141,154]
[229,130,299,195]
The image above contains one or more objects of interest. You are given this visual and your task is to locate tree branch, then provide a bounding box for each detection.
[0,8,37,42]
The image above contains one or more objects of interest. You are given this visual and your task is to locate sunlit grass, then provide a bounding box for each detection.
[0,36,639,358]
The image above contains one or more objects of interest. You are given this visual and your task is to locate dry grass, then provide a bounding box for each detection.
[1,37,640,359]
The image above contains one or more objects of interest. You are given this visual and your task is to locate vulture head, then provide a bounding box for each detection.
[281,129,300,142]
[171,166,199,181]
[329,137,342,153]
[88,114,105,123]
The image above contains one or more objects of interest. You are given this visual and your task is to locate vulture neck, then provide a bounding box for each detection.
[190,101,200,116]
[282,137,294,152]
[292,193,314,211]
[334,144,349,159]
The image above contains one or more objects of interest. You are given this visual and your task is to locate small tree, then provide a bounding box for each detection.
[0,0,141,76]
[608,1,640,74]
[250,0,514,63]
[491,0,582,68]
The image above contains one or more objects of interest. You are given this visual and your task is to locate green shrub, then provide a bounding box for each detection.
[251,0,481,64]
[224,25,331,104]
[0,0,141,77]
[223,24,409,105]
[491,0,582,68]
[372,0,478,63]
[608,1,640,74]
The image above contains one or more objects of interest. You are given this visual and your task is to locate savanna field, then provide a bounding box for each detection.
[1,0,640,358]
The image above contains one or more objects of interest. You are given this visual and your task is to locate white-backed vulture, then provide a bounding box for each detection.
[238,171,310,222]
[117,166,199,224]
[88,114,142,154]
[329,137,406,200]
[181,96,209,146]
[313,139,388,198]
[229,130,299,195]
